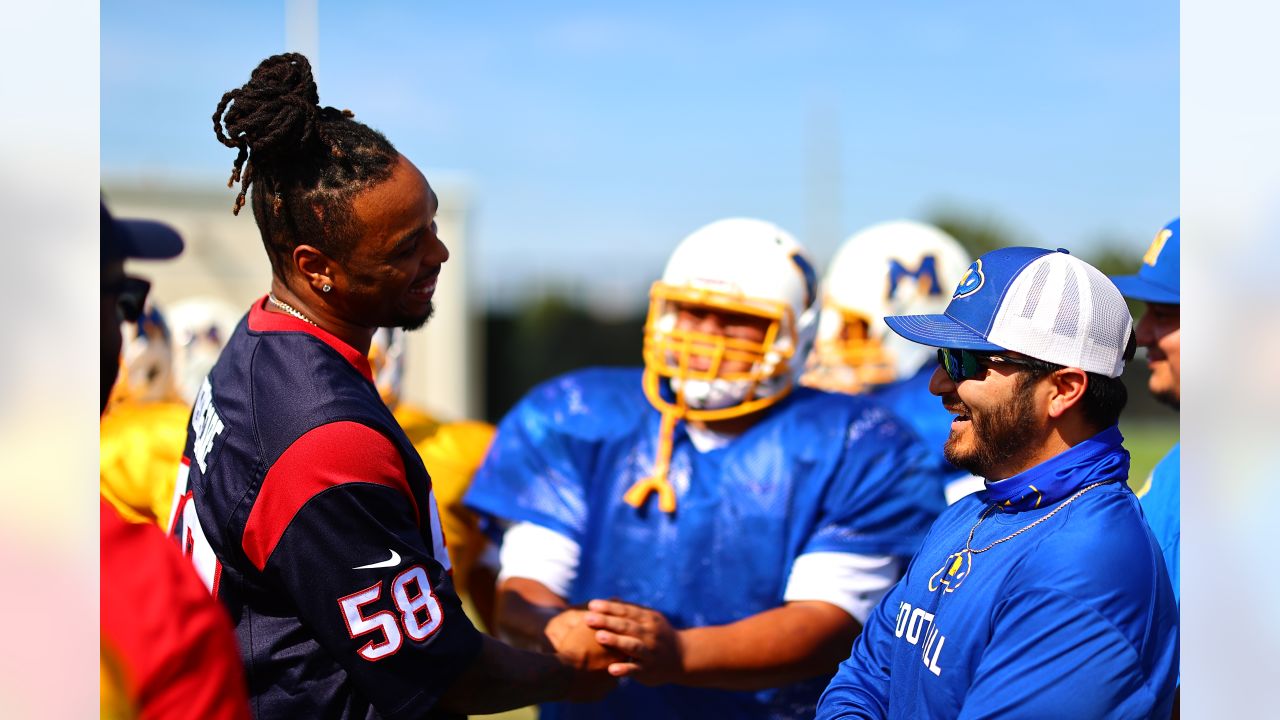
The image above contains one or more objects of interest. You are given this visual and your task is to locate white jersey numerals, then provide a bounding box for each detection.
[171,459,223,595]
[338,565,444,661]
[338,583,403,661]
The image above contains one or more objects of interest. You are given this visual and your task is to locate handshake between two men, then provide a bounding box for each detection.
[500,577,690,694]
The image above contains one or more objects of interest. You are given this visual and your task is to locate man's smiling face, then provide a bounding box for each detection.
[929,355,1045,480]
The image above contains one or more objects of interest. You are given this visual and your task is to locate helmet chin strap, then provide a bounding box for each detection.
[624,372,790,515]
[623,411,681,514]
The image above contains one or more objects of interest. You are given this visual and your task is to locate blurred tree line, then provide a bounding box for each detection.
[481,207,1174,425]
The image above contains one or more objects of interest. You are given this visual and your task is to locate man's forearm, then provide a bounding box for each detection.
[436,634,576,714]
[675,602,860,690]
[495,576,569,651]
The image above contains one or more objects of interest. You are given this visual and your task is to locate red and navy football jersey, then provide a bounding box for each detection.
[170,298,482,719]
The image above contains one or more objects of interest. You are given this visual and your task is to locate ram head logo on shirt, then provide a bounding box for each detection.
[928,550,972,593]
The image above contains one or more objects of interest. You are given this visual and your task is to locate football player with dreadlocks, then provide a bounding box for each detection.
[466,218,944,720]
[168,53,612,718]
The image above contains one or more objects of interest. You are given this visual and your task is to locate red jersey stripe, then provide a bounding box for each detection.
[241,421,418,570]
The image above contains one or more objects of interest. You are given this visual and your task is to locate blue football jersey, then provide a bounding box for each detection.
[1140,443,1180,606]
[817,426,1179,720]
[871,363,971,495]
[466,367,945,720]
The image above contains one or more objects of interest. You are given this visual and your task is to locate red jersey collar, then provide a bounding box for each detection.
[247,296,375,383]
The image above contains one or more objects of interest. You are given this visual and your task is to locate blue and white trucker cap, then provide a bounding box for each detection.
[884,247,1134,378]
[1110,217,1179,305]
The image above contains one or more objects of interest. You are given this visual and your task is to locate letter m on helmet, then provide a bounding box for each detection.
[887,255,942,301]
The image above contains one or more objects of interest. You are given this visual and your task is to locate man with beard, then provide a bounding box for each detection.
[167,53,612,719]
[817,247,1179,719]
[1112,218,1180,605]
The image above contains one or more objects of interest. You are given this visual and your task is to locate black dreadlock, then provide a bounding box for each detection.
[213,53,399,279]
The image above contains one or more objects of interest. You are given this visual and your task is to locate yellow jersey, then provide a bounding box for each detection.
[100,401,191,530]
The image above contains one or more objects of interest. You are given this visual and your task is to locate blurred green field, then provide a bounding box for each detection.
[1119,417,1179,494]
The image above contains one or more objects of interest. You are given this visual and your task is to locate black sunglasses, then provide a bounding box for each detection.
[936,347,1049,382]
[103,276,151,323]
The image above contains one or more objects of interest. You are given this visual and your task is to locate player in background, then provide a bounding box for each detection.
[100,302,195,529]
[817,247,1178,719]
[169,53,612,718]
[102,297,243,530]
[166,296,244,406]
[371,327,500,629]
[1111,218,1180,604]
[466,218,945,719]
[100,202,250,719]
[803,221,984,503]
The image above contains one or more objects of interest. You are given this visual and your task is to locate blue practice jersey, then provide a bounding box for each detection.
[817,426,1179,720]
[466,367,945,720]
[1140,443,1180,606]
[872,363,971,497]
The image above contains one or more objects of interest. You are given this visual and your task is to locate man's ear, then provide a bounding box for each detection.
[293,244,336,295]
[1046,367,1089,419]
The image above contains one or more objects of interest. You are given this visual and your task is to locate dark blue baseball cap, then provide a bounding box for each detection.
[1110,218,1179,305]
[101,202,184,266]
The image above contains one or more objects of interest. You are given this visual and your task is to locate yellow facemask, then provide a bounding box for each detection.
[626,282,799,513]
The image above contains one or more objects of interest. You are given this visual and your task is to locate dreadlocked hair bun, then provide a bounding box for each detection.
[212,53,399,277]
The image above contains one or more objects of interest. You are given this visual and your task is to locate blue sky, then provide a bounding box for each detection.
[102,1,1178,310]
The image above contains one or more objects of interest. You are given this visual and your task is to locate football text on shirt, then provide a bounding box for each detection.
[191,377,225,473]
[894,601,947,676]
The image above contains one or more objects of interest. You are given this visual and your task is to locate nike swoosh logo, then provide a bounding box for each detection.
[353,549,401,570]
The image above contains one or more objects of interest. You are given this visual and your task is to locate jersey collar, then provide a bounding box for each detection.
[247,296,375,383]
[981,425,1128,511]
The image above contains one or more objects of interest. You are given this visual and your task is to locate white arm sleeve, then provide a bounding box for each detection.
[496,521,581,600]
[783,552,903,624]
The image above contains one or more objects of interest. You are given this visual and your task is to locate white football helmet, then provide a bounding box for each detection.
[629,218,818,513]
[804,220,972,394]
[369,327,408,409]
[112,303,178,405]
[166,297,243,404]
[643,217,819,421]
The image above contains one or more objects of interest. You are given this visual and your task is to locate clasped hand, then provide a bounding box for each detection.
[577,599,684,685]
[544,599,684,695]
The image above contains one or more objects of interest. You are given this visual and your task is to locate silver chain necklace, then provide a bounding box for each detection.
[267,292,317,326]
[929,479,1113,593]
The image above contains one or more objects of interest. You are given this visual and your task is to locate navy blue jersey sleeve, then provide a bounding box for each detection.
[266,484,481,718]
[465,374,603,542]
[806,401,946,558]
[249,422,482,718]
